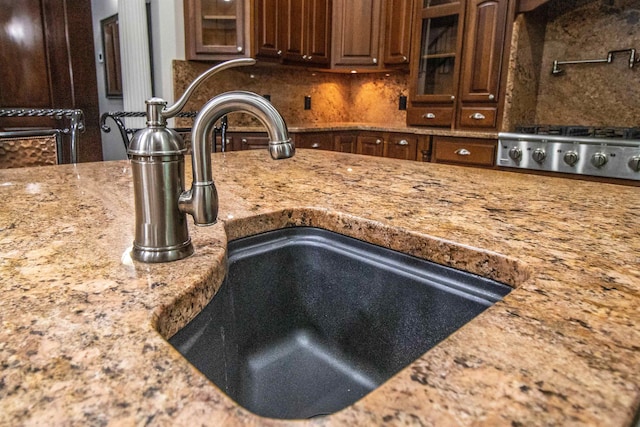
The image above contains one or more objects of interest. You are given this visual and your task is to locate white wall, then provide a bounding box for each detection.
[91,0,185,161]
[91,0,126,161]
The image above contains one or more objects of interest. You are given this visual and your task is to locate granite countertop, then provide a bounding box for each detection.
[0,149,638,426]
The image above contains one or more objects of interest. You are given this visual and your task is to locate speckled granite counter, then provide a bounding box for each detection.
[1,150,638,426]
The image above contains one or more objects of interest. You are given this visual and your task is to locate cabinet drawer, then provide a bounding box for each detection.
[458,107,497,128]
[407,107,453,127]
[295,133,334,150]
[433,136,496,166]
[356,134,384,157]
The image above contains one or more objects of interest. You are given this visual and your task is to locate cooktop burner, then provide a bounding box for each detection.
[498,125,640,182]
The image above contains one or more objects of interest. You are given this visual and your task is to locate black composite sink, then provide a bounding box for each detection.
[168,227,511,419]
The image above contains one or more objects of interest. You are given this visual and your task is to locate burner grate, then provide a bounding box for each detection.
[516,124,640,140]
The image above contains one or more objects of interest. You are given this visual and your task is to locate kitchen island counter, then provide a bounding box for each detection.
[0,150,638,426]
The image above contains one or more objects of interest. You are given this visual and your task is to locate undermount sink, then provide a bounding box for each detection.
[168,227,511,419]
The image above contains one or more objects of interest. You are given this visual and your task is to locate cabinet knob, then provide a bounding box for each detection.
[451,95,455,101]
[402,56,408,62]
[241,138,247,143]
[373,57,377,64]
[488,94,495,100]
[308,56,312,61]
[455,148,471,156]
[423,113,436,119]
[397,139,409,146]
[302,54,308,59]
[470,112,486,120]
[311,143,320,148]
[375,139,382,145]
[277,50,282,56]
[237,46,243,52]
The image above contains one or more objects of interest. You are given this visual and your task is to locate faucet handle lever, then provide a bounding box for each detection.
[161,58,256,119]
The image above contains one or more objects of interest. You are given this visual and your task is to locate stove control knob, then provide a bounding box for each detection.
[590,152,608,168]
[629,156,640,172]
[508,147,522,161]
[532,148,546,164]
[563,151,579,166]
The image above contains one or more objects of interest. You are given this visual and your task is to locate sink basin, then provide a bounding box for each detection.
[168,227,511,419]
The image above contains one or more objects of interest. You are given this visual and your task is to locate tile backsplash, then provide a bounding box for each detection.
[173,61,409,128]
[507,0,640,129]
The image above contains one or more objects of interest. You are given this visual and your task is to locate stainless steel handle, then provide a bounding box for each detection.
[311,143,320,148]
[470,112,486,120]
[237,46,243,52]
[402,56,408,62]
[455,148,471,156]
[307,56,312,61]
[302,55,308,59]
[163,58,255,119]
[397,139,409,146]
[277,50,282,56]
[488,94,495,100]
[423,113,436,119]
[375,139,382,145]
[241,138,247,143]
[373,57,377,64]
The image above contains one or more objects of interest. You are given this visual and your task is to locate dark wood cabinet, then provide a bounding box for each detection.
[294,132,334,150]
[333,132,357,153]
[357,133,385,157]
[459,0,508,103]
[384,133,418,160]
[383,0,414,66]
[254,0,287,60]
[331,0,383,68]
[184,0,251,61]
[408,0,514,131]
[282,0,331,66]
[432,136,496,166]
[0,0,102,162]
[253,0,412,71]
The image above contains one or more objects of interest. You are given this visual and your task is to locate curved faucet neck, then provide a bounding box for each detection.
[179,91,294,225]
[190,91,291,185]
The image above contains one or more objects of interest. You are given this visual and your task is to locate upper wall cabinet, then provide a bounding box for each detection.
[185,0,252,60]
[384,0,414,65]
[407,0,514,130]
[331,0,382,68]
[253,0,414,71]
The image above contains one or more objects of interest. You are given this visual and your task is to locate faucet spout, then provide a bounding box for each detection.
[178,91,294,225]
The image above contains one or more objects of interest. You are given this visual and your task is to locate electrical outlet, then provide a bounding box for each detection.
[304,96,311,110]
[398,95,407,110]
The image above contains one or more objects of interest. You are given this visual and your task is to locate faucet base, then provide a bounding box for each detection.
[131,239,194,263]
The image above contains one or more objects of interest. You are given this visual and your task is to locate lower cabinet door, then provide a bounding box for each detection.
[357,134,384,157]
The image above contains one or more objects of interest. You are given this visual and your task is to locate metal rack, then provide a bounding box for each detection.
[552,48,639,75]
[100,111,228,153]
[0,108,84,163]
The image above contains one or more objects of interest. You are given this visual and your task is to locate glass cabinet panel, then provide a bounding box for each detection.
[416,14,459,97]
[200,0,239,48]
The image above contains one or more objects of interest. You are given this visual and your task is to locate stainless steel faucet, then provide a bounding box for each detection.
[128,59,294,263]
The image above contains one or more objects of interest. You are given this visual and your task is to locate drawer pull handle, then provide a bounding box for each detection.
[375,139,382,145]
[455,148,471,156]
[470,112,486,120]
[423,113,436,119]
[241,138,247,143]
[311,143,320,148]
[397,139,409,146]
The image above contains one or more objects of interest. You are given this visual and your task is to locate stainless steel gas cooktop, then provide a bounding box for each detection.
[498,125,640,181]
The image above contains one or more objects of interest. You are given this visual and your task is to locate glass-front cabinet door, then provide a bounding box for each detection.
[185,0,250,60]
[410,1,464,104]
